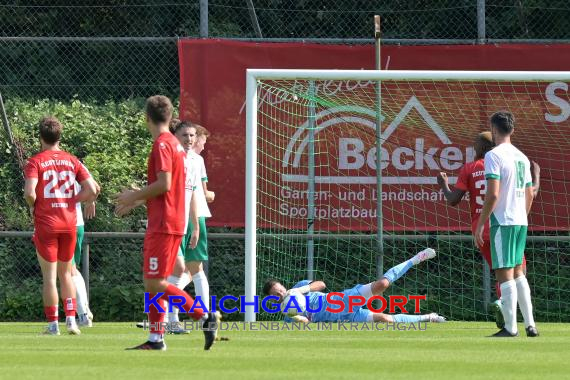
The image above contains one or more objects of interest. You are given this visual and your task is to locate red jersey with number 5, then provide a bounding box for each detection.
[455,159,489,236]
[24,150,90,232]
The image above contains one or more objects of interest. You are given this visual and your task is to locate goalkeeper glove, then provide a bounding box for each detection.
[285,285,310,297]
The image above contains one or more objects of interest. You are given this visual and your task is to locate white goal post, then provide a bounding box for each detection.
[244,69,570,322]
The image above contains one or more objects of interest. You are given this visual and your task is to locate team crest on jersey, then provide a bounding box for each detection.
[159,142,166,149]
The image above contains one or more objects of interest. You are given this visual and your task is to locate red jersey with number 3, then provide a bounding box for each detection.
[146,132,187,235]
[455,159,489,237]
[24,150,90,232]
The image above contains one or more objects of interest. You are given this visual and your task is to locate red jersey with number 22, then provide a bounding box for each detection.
[146,132,187,235]
[455,159,489,237]
[24,150,90,232]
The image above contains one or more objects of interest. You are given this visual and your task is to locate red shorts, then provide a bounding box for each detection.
[143,232,183,279]
[33,226,76,263]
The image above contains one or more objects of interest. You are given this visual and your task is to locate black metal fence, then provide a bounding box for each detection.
[2,1,570,41]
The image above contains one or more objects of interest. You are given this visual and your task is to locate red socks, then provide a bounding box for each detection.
[44,306,58,322]
[147,285,205,335]
[161,284,204,320]
[64,298,77,317]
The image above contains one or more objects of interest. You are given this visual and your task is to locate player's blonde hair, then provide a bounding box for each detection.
[194,124,211,138]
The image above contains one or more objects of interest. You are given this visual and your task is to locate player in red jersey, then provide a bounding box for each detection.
[24,116,97,335]
[438,132,495,266]
[114,96,217,350]
[437,131,540,328]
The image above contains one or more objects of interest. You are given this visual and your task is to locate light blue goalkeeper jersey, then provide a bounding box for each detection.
[284,280,368,323]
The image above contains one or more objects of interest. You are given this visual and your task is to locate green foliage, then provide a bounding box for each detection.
[0,281,44,321]
[0,238,43,321]
[1,97,153,231]
[89,285,146,322]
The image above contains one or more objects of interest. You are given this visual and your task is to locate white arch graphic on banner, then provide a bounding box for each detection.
[282,96,450,168]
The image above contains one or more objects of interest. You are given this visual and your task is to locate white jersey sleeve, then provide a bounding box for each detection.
[192,153,212,218]
[183,154,198,231]
[200,156,208,182]
[484,150,501,180]
[75,182,84,227]
[525,161,532,187]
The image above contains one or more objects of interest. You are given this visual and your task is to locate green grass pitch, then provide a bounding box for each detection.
[1,322,568,379]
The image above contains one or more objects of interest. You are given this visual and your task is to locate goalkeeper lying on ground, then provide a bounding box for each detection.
[262,248,446,324]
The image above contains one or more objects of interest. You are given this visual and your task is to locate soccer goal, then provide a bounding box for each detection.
[244,69,570,322]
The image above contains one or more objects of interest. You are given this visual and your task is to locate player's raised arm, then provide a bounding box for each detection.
[437,172,465,206]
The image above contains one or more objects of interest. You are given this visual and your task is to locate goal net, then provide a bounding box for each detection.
[245,70,570,322]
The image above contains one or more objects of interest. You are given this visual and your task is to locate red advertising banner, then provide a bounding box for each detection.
[178,40,570,231]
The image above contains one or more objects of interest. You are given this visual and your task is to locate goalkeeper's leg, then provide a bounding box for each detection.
[364,248,436,296]
[366,312,446,323]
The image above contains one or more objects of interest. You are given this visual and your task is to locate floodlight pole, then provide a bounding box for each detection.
[374,15,385,280]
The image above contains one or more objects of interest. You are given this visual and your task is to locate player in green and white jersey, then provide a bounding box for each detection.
[185,125,214,318]
[475,111,538,338]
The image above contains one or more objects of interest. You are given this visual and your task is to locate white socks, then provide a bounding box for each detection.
[193,271,210,318]
[165,273,194,323]
[500,280,518,334]
[515,275,535,328]
[179,272,191,290]
[72,273,88,316]
[66,316,77,328]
